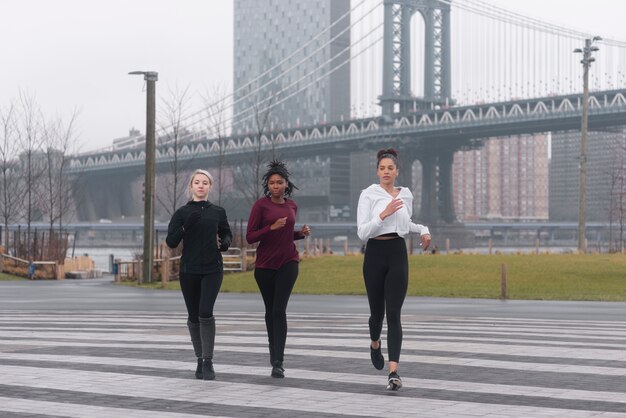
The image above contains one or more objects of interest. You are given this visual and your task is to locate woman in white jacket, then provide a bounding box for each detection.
[357,148,431,391]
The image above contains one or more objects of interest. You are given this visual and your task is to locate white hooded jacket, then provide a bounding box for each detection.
[357,184,430,241]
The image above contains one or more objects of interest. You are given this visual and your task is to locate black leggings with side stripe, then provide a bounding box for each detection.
[363,237,408,363]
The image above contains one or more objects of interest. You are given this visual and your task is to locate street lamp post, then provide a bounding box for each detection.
[574,37,600,253]
[129,71,158,283]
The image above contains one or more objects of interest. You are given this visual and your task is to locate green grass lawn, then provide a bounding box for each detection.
[0,272,26,281]
[121,253,626,301]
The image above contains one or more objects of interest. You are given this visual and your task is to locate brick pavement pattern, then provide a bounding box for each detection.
[1,310,626,417]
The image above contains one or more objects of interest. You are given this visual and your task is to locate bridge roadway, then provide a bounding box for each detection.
[68,88,626,223]
[69,88,626,174]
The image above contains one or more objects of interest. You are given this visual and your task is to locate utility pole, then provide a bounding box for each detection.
[574,37,600,253]
[129,71,158,282]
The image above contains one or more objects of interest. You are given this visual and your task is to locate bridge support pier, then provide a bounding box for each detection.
[438,151,456,223]
[418,155,439,222]
[415,148,474,248]
[417,149,457,224]
[75,173,140,221]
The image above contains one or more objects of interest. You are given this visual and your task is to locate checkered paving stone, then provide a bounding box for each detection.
[1,311,626,417]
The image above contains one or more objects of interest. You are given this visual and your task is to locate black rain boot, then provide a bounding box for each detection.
[199,316,216,380]
[195,358,203,379]
[187,320,203,379]
[269,344,275,366]
[271,359,284,378]
[202,358,215,381]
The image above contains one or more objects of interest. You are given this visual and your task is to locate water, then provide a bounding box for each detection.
[71,247,137,272]
[74,244,581,273]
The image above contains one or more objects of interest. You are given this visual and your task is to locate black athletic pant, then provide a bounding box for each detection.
[254,261,299,363]
[363,238,408,363]
[180,271,224,322]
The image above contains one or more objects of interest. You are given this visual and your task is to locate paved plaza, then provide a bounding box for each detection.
[1,278,626,417]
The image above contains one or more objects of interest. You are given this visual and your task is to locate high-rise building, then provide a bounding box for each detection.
[233,0,351,219]
[452,134,550,221]
[550,128,626,222]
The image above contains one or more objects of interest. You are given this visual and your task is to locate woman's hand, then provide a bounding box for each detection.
[379,198,404,220]
[420,234,431,251]
[270,217,288,231]
[300,224,311,237]
[217,235,229,251]
[183,208,201,231]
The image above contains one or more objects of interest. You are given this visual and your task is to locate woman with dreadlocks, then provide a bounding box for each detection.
[246,160,311,378]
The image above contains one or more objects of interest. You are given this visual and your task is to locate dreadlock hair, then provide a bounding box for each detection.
[262,160,298,198]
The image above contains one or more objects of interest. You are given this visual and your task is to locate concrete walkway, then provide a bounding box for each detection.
[1,277,625,417]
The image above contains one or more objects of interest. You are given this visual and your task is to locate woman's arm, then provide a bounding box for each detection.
[409,222,431,250]
[291,204,307,240]
[409,222,430,236]
[218,209,232,251]
[293,229,306,240]
[246,201,271,244]
[356,193,383,241]
[165,209,184,248]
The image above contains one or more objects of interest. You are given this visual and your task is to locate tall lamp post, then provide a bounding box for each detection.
[574,37,600,253]
[129,71,158,283]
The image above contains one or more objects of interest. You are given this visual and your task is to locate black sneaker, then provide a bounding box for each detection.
[370,341,384,370]
[387,371,402,391]
[271,360,284,378]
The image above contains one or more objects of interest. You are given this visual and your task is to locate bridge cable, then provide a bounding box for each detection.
[165,22,385,144]
[155,0,377,137]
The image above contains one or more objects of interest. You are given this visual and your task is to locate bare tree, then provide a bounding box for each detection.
[41,109,80,235]
[0,102,23,252]
[202,85,231,207]
[232,92,278,206]
[616,169,626,253]
[607,162,617,252]
[16,92,46,259]
[155,84,195,218]
[607,140,626,252]
[56,113,81,231]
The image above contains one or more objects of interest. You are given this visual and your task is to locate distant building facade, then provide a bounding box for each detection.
[111,128,143,150]
[233,0,350,131]
[550,128,626,222]
[452,134,550,221]
[233,0,351,220]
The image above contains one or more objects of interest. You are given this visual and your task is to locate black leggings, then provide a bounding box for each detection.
[363,238,408,363]
[254,261,299,363]
[180,271,223,323]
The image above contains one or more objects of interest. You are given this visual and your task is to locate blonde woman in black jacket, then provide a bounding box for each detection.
[166,169,232,381]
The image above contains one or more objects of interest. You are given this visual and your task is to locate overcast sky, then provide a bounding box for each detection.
[2,0,625,153]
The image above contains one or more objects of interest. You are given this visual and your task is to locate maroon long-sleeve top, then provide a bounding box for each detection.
[246,197,305,269]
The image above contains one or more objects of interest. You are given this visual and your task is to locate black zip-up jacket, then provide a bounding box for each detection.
[166,200,232,274]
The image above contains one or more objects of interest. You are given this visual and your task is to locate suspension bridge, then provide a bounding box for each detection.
[68,0,626,227]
